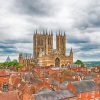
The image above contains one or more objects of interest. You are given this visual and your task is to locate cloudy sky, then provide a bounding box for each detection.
[0,0,100,62]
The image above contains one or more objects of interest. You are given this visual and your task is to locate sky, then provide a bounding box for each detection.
[0,0,100,62]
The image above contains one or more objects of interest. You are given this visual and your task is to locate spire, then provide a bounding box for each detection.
[70,48,72,52]
[36,29,37,34]
[59,30,60,36]
[70,48,73,56]
[64,32,66,41]
[46,29,48,35]
[26,53,28,59]
[56,31,58,36]
[5,56,11,62]
[51,30,53,36]
[64,31,66,36]
[19,53,22,57]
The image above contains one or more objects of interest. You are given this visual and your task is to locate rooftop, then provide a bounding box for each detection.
[72,80,100,93]
[33,90,75,100]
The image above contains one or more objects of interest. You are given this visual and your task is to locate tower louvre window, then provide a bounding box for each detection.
[48,37,51,45]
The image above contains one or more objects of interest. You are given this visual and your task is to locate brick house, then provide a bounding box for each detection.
[0,70,10,87]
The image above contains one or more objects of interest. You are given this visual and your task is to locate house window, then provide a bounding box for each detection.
[3,83,9,92]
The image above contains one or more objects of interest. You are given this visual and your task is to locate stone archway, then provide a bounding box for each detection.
[55,58,60,67]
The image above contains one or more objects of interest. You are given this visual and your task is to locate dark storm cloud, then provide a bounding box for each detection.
[0,0,100,61]
[80,43,100,51]
[0,43,15,49]
[1,49,17,54]
[67,37,90,44]
[74,1,100,31]
[88,6,100,28]
[0,43,17,54]
[78,52,100,59]
[0,40,32,44]
[13,0,55,16]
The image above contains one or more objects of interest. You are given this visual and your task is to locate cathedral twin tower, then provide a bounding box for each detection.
[19,30,73,67]
[34,30,66,58]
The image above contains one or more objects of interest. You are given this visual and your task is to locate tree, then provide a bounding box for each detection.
[74,60,84,67]
[0,59,23,70]
[11,59,19,66]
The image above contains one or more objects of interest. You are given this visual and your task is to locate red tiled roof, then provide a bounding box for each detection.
[0,91,19,100]
[0,70,9,77]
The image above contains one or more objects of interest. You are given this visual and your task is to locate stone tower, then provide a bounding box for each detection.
[33,30,53,58]
[56,31,66,55]
[19,53,23,65]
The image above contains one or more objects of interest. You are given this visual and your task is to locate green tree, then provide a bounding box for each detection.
[0,59,23,69]
[11,59,19,66]
[74,60,84,67]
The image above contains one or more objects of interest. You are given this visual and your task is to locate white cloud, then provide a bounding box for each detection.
[0,0,100,61]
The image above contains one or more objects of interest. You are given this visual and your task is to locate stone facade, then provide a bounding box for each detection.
[19,53,33,67]
[19,30,73,67]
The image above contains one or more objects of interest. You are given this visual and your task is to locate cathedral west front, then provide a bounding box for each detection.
[19,30,73,67]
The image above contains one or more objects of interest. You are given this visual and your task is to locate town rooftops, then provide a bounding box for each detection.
[0,91,19,100]
[33,90,76,100]
[0,70,10,77]
[38,88,52,94]
[72,80,100,93]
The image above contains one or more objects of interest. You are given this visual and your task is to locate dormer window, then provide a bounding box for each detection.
[2,82,9,92]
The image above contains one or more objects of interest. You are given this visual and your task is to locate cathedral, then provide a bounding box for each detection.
[19,30,73,67]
